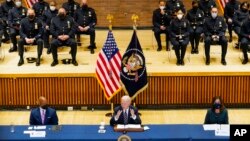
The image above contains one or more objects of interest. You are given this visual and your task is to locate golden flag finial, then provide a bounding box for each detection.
[107,14,114,31]
[131,14,139,30]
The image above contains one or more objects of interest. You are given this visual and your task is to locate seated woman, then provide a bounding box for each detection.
[204,96,229,124]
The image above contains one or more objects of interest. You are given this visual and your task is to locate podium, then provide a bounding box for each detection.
[114,125,144,132]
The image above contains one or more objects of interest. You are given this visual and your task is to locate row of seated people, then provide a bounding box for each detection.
[0,0,250,66]
[0,0,96,66]
[29,95,228,126]
[153,0,250,65]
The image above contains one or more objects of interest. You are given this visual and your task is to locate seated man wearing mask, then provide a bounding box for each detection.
[18,9,43,66]
[42,1,58,54]
[203,7,228,65]
[240,13,250,64]
[8,0,27,52]
[110,95,141,126]
[153,0,171,51]
[169,9,190,66]
[74,0,97,54]
[50,8,78,67]
[29,96,59,125]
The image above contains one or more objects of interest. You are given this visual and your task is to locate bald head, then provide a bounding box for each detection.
[121,95,131,109]
[38,96,47,108]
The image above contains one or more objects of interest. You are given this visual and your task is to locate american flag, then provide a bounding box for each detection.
[218,0,229,13]
[96,31,122,100]
[24,0,38,8]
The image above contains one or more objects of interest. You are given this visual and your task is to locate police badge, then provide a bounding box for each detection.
[120,31,148,99]
[67,21,71,28]
[35,23,38,29]
[89,11,92,17]
[22,9,25,16]
[74,4,77,10]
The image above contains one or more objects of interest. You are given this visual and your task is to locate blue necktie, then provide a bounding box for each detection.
[124,110,128,125]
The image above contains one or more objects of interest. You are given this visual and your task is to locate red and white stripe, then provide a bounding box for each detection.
[96,50,122,99]
[25,0,38,8]
[220,0,229,8]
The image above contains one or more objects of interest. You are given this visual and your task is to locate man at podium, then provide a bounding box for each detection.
[110,96,141,126]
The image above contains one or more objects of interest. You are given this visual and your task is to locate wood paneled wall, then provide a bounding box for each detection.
[0,76,250,107]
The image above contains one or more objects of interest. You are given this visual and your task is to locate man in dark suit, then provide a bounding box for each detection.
[29,96,58,125]
[110,96,141,126]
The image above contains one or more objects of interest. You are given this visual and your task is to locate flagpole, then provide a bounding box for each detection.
[105,14,114,117]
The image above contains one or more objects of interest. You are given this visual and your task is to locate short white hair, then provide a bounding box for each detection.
[121,95,131,102]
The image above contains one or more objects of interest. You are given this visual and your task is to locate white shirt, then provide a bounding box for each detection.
[114,108,136,121]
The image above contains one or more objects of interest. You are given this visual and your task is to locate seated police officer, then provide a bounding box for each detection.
[169,9,190,66]
[50,8,78,67]
[32,0,49,21]
[8,0,27,52]
[204,7,228,66]
[0,0,15,43]
[74,0,97,54]
[62,0,80,17]
[153,0,171,51]
[233,2,249,48]
[18,9,43,66]
[240,14,250,64]
[198,0,216,18]
[224,0,240,43]
[0,6,4,47]
[42,1,58,54]
[187,0,204,54]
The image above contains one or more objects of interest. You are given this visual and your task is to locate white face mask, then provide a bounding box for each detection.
[15,1,22,7]
[50,6,56,11]
[7,0,11,2]
[159,6,165,10]
[211,13,217,19]
[177,14,183,20]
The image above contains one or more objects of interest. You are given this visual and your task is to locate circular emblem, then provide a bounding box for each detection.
[117,135,132,141]
[121,49,146,82]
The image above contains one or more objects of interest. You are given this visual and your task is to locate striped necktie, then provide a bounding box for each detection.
[124,110,128,125]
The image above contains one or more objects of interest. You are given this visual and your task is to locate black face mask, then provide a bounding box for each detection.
[82,4,88,9]
[41,104,48,110]
[68,0,74,3]
[242,8,248,12]
[28,15,35,20]
[193,6,198,10]
[58,13,66,19]
[38,0,43,2]
[213,103,221,109]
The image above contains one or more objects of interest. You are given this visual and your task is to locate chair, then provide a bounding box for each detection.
[76,34,90,48]
[0,44,4,61]
[203,41,222,61]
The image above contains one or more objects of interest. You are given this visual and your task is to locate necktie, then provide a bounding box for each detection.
[124,110,128,125]
[41,110,45,125]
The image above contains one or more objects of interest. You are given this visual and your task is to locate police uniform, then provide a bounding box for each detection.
[74,5,97,53]
[0,5,4,46]
[203,16,228,65]
[169,17,190,65]
[240,17,250,64]
[198,0,216,17]
[233,6,249,46]
[186,7,204,53]
[42,9,58,50]
[32,0,49,20]
[18,17,43,66]
[152,8,171,51]
[8,6,27,52]
[50,15,77,66]
[224,0,240,42]
[166,0,186,18]
[62,0,80,17]
[0,0,15,41]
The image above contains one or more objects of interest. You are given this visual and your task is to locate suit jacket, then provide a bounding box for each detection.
[29,107,58,125]
[110,105,141,126]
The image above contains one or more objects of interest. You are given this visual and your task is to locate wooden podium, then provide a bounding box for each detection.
[114,125,144,132]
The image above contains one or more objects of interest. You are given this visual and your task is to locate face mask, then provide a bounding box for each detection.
[6,0,11,2]
[242,8,248,12]
[28,15,35,20]
[82,4,88,9]
[193,5,198,10]
[213,103,221,109]
[160,6,165,10]
[50,6,56,11]
[68,0,74,2]
[177,14,183,20]
[211,13,217,19]
[38,0,43,2]
[15,1,21,7]
[41,104,48,110]
[58,13,66,19]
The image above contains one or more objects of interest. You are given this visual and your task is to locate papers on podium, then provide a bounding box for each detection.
[203,124,230,137]
[30,131,46,138]
[114,124,144,132]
